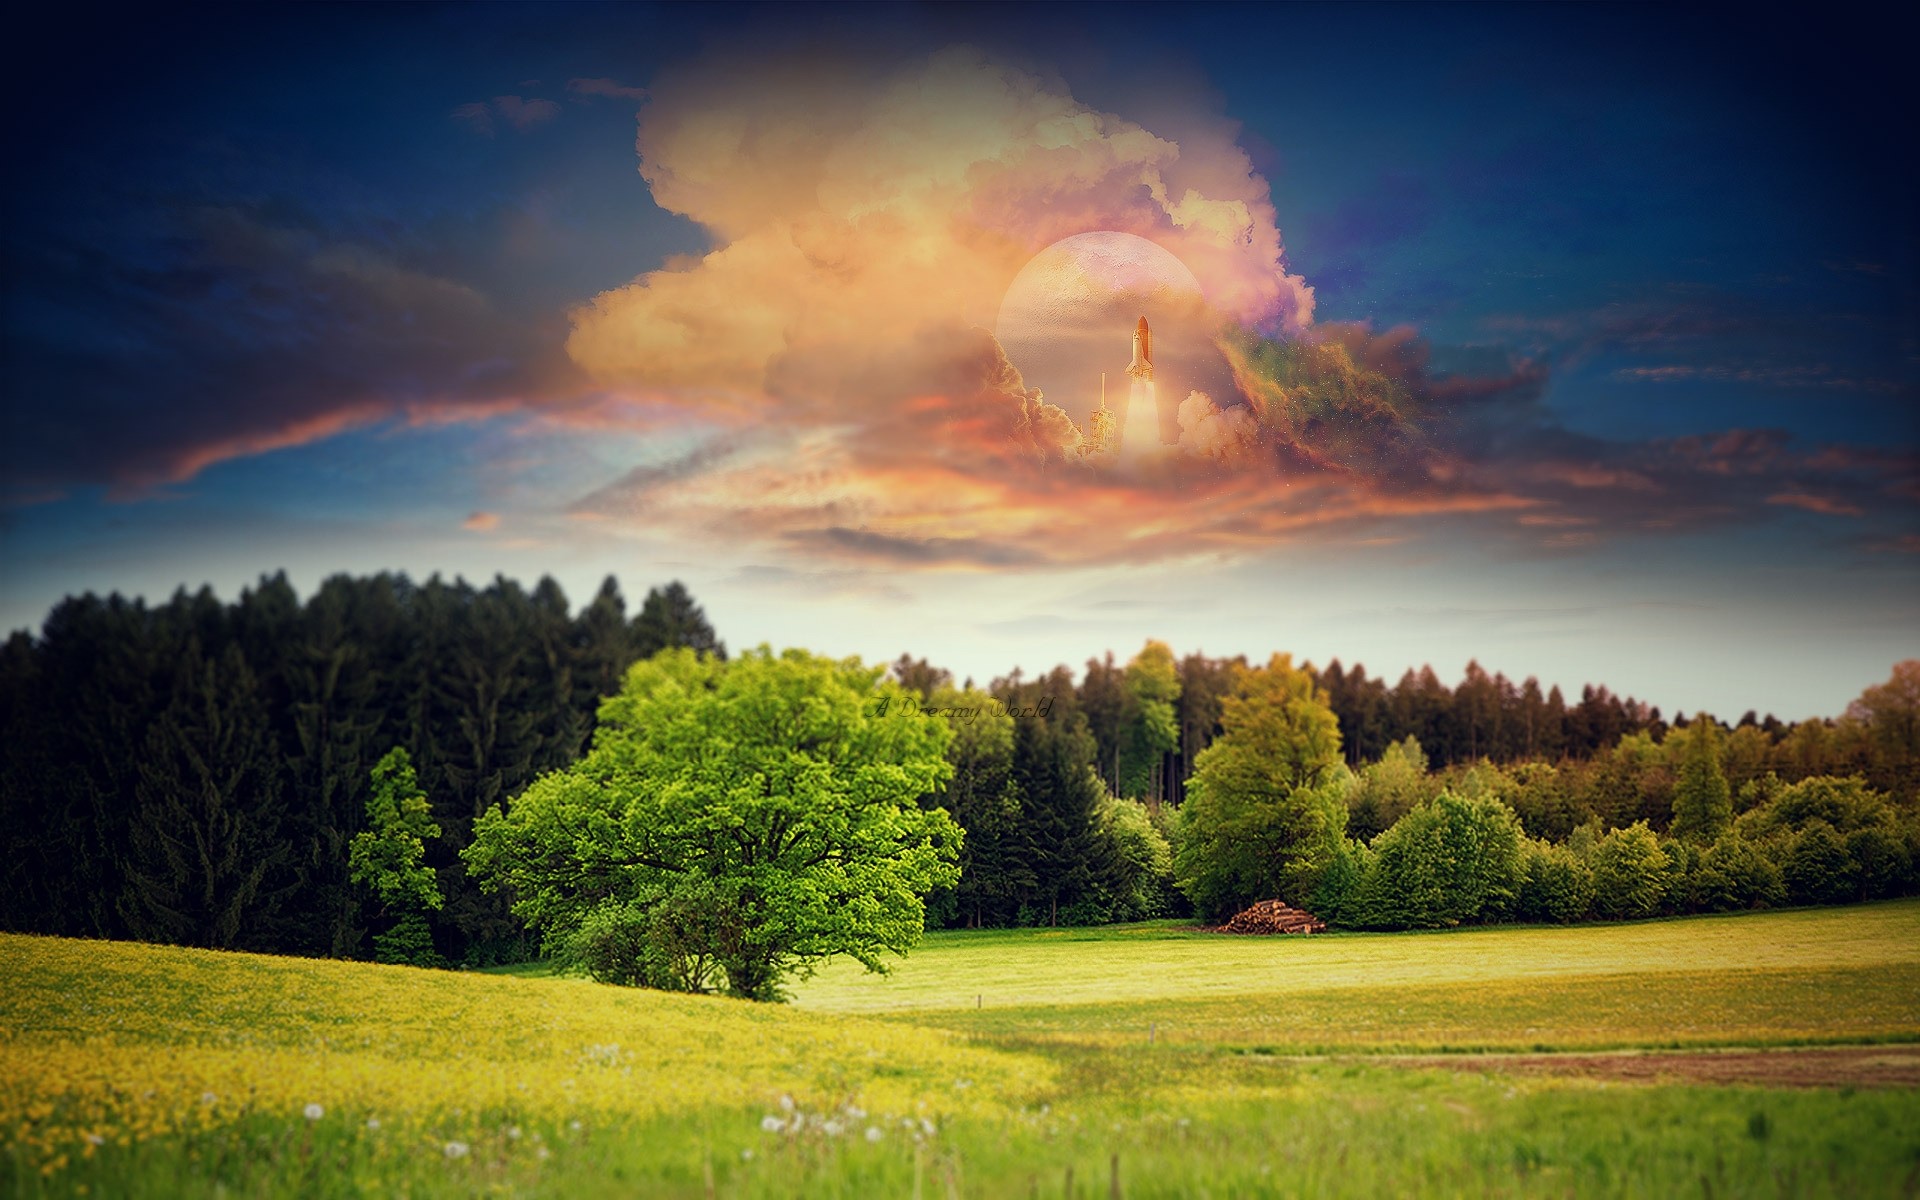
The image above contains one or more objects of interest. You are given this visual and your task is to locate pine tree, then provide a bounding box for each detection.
[1670,716,1732,843]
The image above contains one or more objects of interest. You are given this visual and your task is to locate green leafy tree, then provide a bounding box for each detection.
[1515,839,1593,923]
[1094,793,1176,921]
[1119,641,1182,801]
[1670,717,1732,843]
[1352,792,1527,928]
[1173,654,1347,921]
[464,647,961,1001]
[1346,736,1434,841]
[349,747,445,966]
[1695,835,1784,911]
[1589,821,1669,919]
[1783,823,1858,906]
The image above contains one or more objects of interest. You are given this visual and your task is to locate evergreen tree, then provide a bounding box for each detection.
[1670,716,1733,843]
[119,642,288,949]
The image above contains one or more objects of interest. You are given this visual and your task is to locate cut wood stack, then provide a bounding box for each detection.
[1219,899,1326,935]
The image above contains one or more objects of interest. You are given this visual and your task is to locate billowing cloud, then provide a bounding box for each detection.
[553,43,1918,569]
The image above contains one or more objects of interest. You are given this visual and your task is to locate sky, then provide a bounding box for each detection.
[2,3,1913,721]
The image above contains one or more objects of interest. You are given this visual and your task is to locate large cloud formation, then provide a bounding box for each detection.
[557,44,1916,569]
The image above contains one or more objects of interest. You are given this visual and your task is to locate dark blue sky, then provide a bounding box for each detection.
[2,3,1912,717]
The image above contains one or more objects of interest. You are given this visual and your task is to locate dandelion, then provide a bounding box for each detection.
[199,1092,217,1106]
[366,1118,381,1131]
[865,1126,883,1143]
[302,1103,324,1121]
[83,1134,105,1147]
[778,1094,796,1112]
[536,1146,551,1161]
[920,1118,937,1137]
[760,1115,784,1133]
[444,1141,470,1159]
[822,1119,844,1137]
[507,1125,522,1140]
[569,1120,582,1132]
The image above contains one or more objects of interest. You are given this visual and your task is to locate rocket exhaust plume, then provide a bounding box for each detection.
[1119,315,1157,457]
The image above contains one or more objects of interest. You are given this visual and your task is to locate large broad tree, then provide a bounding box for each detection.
[463,647,961,1001]
[1173,653,1348,921]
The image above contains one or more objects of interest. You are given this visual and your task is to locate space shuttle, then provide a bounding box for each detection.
[1125,315,1153,381]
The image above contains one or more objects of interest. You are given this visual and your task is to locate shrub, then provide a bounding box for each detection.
[1352,792,1525,929]
[1695,835,1785,911]
[1784,823,1859,906]
[1589,821,1669,920]
[1515,839,1593,923]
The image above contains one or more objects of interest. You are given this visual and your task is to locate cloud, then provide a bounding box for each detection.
[463,511,502,531]
[569,77,649,101]
[549,43,1919,570]
[451,95,562,136]
[566,44,1313,398]
[1766,489,1864,517]
[2,199,575,494]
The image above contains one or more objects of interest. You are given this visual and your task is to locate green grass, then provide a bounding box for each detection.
[792,901,1920,1015]
[7,901,1920,1197]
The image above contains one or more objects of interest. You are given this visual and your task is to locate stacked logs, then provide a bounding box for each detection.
[1219,899,1326,935]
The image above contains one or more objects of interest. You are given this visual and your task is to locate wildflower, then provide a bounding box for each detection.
[760,1115,784,1133]
[741,1148,754,1161]
[507,1125,522,1140]
[778,1094,795,1113]
[303,1104,324,1121]
[366,1118,381,1131]
[199,1092,217,1106]
[444,1141,470,1159]
[569,1120,582,1132]
[865,1127,883,1143]
[84,1134,105,1147]
[822,1119,844,1137]
[536,1146,551,1161]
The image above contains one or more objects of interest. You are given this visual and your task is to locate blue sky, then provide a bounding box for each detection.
[2,3,1912,719]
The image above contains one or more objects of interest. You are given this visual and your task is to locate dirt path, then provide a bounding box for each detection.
[1390,1045,1920,1088]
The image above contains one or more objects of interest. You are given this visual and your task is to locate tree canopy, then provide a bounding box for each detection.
[463,647,962,1000]
[1173,653,1347,921]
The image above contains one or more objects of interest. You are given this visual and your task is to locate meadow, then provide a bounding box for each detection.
[5,902,1919,1197]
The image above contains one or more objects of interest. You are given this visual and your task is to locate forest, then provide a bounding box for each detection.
[1,570,1914,963]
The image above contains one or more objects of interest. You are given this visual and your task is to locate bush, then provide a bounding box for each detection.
[1515,840,1593,923]
[1589,821,1669,920]
[1695,835,1785,911]
[1309,837,1373,927]
[1351,792,1525,929]
[557,900,723,992]
[1783,823,1859,906]
[1844,826,1910,900]
[1095,795,1177,921]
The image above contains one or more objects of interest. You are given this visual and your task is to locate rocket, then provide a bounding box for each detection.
[1125,315,1153,381]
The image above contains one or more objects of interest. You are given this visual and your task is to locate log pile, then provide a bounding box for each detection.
[1218,899,1326,935]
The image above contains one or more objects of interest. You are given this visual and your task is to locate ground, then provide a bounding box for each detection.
[4,901,1918,1196]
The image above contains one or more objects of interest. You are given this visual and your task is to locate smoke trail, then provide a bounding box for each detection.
[1121,378,1158,459]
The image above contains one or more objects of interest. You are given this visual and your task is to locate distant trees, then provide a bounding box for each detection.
[0,571,724,962]
[464,648,961,1001]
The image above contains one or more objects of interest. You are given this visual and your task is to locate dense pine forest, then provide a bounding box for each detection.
[2,570,1914,962]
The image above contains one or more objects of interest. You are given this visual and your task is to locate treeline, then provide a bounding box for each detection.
[0,572,723,963]
[900,645,1918,929]
[3,569,1914,959]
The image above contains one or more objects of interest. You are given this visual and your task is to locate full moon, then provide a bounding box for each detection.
[994,231,1236,446]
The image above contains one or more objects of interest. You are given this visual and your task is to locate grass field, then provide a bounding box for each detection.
[5,901,1920,1196]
